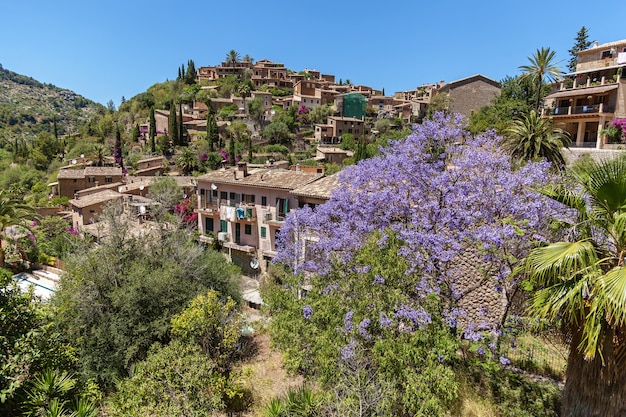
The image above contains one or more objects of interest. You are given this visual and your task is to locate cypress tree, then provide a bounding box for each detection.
[178,101,184,145]
[169,100,178,146]
[149,107,156,154]
[229,132,236,166]
[114,124,124,169]
[568,26,592,72]
[132,123,140,142]
[354,135,367,163]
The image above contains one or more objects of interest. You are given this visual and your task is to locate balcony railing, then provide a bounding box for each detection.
[544,104,615,117]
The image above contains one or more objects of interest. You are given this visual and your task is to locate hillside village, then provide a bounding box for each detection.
[5,34,626,417]
[41,39,626,281]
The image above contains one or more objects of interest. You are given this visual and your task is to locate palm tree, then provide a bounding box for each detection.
[225,50,240,73]
[176,148,198,175]
[237,80,252,116]
[0,190,38,266]
[521,155,626,416]
[519,47,562,110]
[91,145,106,167]
[503,110,571,170]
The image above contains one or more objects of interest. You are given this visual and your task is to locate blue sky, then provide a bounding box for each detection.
[3,1,626,107]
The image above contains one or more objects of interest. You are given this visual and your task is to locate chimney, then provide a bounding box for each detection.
[593,40,599,48]
[237,161,248,178]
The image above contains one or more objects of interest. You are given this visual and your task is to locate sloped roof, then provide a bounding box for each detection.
[544,84,618,99]
[198,167,323,191]
[291,174,341,200]
[439,74,500,91]
[69,190,122,208]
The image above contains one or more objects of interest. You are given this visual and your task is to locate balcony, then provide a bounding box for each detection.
[544,103,615,117]
[196,201,218,215]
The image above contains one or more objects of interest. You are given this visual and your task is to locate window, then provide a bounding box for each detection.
[105,177,112,183]
[242,193,256,204]
[88,177,95,183]
[261,196,267,206]
[276,198,288,221]
[261,227,267,238]
[220,191,227,200]
[602,50,613,59]
[212,190,218,198]
[220,220,228,233]
[206,218,214,233]
[245,224,252,235]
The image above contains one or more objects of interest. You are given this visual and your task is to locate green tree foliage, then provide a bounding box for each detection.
[105,341,231,417]
[147,176,183,213]
[568,26,592,72]
[0,190,38,265]
[206,106,219,152]
[176,148,198,175]
[468,75,537,135]
[32,216,84,262]
[21,369,98,417]
[264,232,460,416]
[52,205,240,387]
[184,59,196,85]
[149,107,156,154]
[503,110,571,170]
[248,97,265,131]
[308,104,336,125]
[521,155,626,415]
[169,100,178,146]
[171,290,241,374]
[427,92,452,118]
[0,269,81,416]
[262,120,292,145]
[30,132,63,170]
[519,47,562,110]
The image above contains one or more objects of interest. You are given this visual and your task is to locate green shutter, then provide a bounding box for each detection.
[261,227,266,238]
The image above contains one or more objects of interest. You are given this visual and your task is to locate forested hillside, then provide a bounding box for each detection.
[0,64,104,139]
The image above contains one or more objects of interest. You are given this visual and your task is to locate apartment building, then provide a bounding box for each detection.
[195,163,324,274]
[542,39,626,149]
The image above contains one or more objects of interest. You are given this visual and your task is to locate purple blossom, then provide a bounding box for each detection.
[343,311,354,333]
[372,275,385,285]
[379,312,392,328]
[303,305,312,320]
[394,304,431,329]
[476,347,485,356]
[199,152,208,163]
[322,284,339,295]
[358,318,371,340]
[499,356,511,365]
[340,340,356,361]
[463,327,483,343]
[274,112,567,332]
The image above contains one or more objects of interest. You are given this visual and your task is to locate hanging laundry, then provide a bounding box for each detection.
[236,207,245,219]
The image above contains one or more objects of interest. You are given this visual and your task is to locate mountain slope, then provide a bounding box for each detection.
[0,63,104,139]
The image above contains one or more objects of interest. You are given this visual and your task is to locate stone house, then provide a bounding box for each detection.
[435,74,501,117]
[56,167,123,199]
[542,39,626,149]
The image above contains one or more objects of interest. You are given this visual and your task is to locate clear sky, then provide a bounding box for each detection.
[3,1,626,107]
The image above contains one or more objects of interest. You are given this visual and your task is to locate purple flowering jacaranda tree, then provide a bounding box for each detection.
[275,112,567,332]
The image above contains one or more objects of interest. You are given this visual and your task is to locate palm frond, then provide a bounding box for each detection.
[524,240,599,286]
[599,266,626,326]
